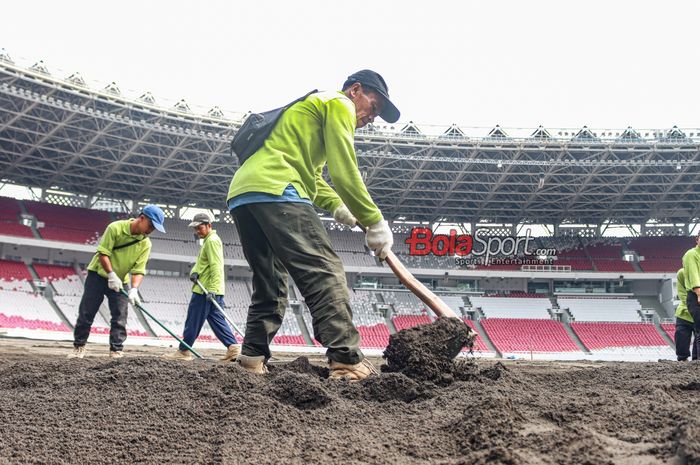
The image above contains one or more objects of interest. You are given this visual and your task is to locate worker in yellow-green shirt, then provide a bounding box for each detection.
[674,268,697,360]
[680,236,700,361]
[228,70,399,380]
[164,213,240,362]
[68,205,165,359]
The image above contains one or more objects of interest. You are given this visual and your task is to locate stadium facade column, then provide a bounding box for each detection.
[553,223,560,236]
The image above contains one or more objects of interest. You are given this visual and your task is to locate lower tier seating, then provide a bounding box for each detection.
[480,318,579,353]
[571,322,669,350]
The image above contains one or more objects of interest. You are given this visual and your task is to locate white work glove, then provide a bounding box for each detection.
[333,204,357,228]
[128,288,141,307]
[365,220,393,259]
[107,271,123,292]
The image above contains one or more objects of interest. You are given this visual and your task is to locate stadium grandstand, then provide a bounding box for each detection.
[1,51,698,361]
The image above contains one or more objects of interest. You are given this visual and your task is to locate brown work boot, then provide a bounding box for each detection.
[328,358,379,381]
[109,351,124,359]
[67,346,86,359]
[220,344,241,362]
[236,354,268,374]
[163,350,194,361]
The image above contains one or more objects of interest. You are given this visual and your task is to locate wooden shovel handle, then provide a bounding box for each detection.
[358,223,458,319]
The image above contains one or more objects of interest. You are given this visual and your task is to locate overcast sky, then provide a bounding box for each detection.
[1,0,698,131]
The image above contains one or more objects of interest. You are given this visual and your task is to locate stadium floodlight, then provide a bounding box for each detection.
[497,160,503,169]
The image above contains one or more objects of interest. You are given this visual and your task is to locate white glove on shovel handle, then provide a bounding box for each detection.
[365,220,394,259]
[128,288,141,306]
[357,221,457,318]
[107,271,123,292]
[333,204,357,228]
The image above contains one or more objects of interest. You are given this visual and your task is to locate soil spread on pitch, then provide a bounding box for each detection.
[0,348,698,464]
[382,317,476,385]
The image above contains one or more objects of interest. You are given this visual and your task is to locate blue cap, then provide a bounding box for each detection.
[141,205,166,233]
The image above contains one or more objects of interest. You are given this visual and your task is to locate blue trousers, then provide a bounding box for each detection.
[180,292,237,351]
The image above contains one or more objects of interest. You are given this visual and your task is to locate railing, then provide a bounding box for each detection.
[521,264,572,272]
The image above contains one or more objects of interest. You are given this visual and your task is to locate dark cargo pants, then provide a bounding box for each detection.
[685,291,700,333]
[73,271,129,352]
[231,202,363,364]
[674,317,698,361]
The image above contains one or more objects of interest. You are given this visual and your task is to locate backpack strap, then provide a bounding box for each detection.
[112,237,144,251]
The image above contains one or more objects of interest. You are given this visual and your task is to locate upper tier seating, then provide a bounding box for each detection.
[326,226,368,253]
[382,290,428,315]
[0,196,22,222]
[435,294,465,314]
[584,241,625,258]
[0,222,34,238]
[630,236,692,259]
[638,258,681,273]
[25,200,111,244]
[592,259,635,272]
[470,296,552,319]
[558,297,642,322]
[631,237,691,272]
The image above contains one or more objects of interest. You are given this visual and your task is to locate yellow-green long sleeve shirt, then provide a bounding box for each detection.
[190,230,225,296]
[676,268,693,322]
[227,90,383,227]
[682,246,700,292]
[87,219,151,283]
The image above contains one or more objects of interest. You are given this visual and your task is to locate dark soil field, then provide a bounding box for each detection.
[0,326,698,465]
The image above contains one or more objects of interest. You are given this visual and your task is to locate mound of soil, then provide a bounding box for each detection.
[382,317,475,384]
[0,345,699,464]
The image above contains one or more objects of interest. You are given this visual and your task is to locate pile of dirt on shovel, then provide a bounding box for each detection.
[382,316,476,384]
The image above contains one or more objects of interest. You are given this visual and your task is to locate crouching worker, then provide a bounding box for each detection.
[164,213,240,361]
[68,205,165,359]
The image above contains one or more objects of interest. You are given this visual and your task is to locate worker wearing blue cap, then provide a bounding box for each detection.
[68,205,166,359]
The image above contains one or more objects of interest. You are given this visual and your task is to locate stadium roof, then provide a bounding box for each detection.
[2,54,700,225]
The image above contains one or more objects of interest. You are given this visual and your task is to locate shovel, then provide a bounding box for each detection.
[358,224,474,359]
[121,289,203,359]
[193,279,245,339]
[357,224,458,318]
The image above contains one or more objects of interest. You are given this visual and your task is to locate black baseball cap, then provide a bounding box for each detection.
[343,69,400,123]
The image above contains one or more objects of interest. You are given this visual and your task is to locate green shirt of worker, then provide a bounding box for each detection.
[87,219,152,284]
[226,91,383,228]
[190,229,225,296]
[676,268,693,322]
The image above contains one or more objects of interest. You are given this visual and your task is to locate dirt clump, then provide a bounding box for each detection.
[263,371,331,410]
[382,317,475,384]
